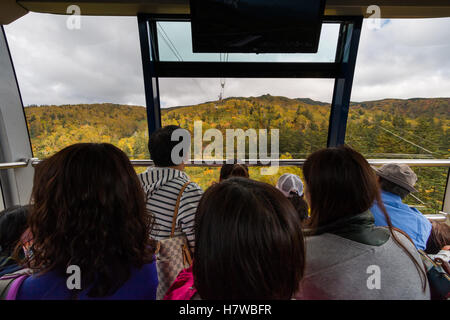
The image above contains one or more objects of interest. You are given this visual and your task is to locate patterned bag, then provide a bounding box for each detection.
[155,181,193,300]
[0,268,32,300]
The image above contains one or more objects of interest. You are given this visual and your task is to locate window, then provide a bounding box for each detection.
[160,78,334,188]
[347,18,450,213]
[4,13,149,160]
[157,21,341,62]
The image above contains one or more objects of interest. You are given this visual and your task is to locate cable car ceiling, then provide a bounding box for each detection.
[1,0,450,25]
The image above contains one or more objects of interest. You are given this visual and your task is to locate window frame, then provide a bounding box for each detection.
[137,14,364,148]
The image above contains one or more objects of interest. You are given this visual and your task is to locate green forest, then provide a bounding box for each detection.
[25,95,449,214]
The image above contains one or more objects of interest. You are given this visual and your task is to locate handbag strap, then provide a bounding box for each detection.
[390,226,416,247]
[170,181,191,238]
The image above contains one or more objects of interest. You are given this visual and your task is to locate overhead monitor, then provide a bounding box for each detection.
[190,0,326,54]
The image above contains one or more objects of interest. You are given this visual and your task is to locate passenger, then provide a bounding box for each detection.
[193,177,305,300]
[425,221,450,255]
[295,146,430,300]
[0,205,30,277]
[219,163,249,181]
[370,163,432,250]
[276,173,309,222]
[138,125,203,250]
[15,143,158,300]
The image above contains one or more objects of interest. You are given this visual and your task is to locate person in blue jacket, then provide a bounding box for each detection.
[370,163,432,250]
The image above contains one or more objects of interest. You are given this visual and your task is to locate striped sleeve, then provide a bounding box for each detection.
[177,182,203,250]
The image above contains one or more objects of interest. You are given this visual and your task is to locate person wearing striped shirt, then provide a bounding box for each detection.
[138,125,203,251]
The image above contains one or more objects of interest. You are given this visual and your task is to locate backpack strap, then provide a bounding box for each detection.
[170,181,191,238]
[0,269,32,300]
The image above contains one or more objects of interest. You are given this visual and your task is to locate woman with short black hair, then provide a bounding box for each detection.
[193,177,305,300]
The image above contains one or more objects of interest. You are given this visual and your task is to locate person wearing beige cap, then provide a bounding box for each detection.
[370,163,432,250]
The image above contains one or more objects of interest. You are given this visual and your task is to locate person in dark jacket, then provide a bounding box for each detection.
[0,205,30,277]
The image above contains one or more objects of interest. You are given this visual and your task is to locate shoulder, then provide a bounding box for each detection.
[304,233,372,267]
[177,180,203,198]
[17,271,68,300]
[137,168,150,185]
[184,182,203,193]
[111,263,158,300]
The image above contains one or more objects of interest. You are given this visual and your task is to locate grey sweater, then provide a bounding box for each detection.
[294,232,430,300]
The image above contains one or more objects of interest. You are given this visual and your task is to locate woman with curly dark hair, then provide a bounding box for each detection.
[15,143,157,300]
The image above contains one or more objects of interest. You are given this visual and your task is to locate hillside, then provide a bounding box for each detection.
[24,95,449,213]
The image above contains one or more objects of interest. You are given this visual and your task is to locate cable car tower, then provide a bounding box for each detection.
[218,53,229,103]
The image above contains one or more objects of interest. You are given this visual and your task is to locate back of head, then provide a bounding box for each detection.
[374,163,417,198]
[276,173,304,197]
[193,177,305,300]
[149,125,188,167]
[302,145,379,228]
[426,221,450,254]
[303,145,428,291]
[29,143,154,297]
[378,177,410,199]
[0,205,29,256]
[276,174,308,222]
[219,163,249,181]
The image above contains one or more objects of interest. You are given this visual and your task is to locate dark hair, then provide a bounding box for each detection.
[302,145,427,291]
[287,192,309,222]
[0,205,29,256]
[193,177,305,300]
[23,143,155,297]
[426,221,450,254]
[149,125,187,167]
[379,177,410,199]
[219,163,249,181]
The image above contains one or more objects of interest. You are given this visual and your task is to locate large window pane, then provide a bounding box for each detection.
[4,13,148,160]
[160,78,333,158]
[157,21,340,62]
[347,18,450,213]
[160,78,333,185]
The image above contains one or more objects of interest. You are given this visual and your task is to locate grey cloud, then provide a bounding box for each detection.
[4,14,450,108]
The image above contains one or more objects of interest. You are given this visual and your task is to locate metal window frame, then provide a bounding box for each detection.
[137,14,363,148]
[0,26,34,209]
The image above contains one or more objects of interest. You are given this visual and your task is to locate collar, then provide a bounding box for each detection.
[381,190,403,203]
[308,210,391,246]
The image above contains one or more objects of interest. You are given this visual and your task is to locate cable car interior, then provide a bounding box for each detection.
[0,1,448,221]
[0,0,449,303]
[1,0,449,220]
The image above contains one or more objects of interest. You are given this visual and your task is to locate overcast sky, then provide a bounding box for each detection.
[4,13,450,108]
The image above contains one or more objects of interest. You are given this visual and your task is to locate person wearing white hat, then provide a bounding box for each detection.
[276,173,309,222]
[370,163,432,250]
